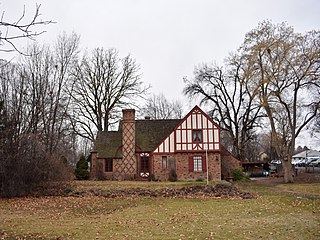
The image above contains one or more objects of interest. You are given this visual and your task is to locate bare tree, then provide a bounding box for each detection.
[183,55,263,162]
[241,20,320,182]
[45,32,80,154]
[140,93,183,119]
[0,4,53,54]
[0,33,79,197]
[71,48,147,141]
[0,59,52,197]
[18,32,79,153]
[311,97,320,142]
[314,114,320,137]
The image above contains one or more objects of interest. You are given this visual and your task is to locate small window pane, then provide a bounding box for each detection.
[162,156,167,170]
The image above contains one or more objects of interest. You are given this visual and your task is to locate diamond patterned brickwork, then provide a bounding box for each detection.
[119,109,137,178]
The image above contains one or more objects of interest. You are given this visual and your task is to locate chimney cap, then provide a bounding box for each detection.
[122,109,135,121]
[122,109,135,113]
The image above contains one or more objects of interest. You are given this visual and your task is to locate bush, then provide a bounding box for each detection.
[75,155,90,180]
[148,174,157,181]
[0,135,73,198]
[196,177,204,182]
[231,169,250,182]
[168,169,177,182]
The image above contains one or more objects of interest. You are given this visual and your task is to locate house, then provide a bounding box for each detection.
[292,149,320,161]
[89,105,241,181]
[292,149,320,165]
[257,152,269,162]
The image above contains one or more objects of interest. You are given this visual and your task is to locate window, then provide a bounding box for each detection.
[141,155,149,172]
[192,130,202,143]
[139,153,150,178]
[169,158,175,170]
[162,156,167,170]
[105,159,113,172]
[193,156,203,172]
[189,155,206,173]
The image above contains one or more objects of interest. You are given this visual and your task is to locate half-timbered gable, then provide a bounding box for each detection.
[153,106,220,154]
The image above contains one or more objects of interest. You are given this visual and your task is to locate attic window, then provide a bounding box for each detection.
[192,130,202,143]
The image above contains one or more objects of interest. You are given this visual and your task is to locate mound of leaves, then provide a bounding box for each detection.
[72,183,256,199]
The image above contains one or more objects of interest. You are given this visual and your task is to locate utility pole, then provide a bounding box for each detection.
[206,149,209,185]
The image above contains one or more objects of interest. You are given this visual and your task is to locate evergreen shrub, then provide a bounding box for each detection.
[75,155,90,180]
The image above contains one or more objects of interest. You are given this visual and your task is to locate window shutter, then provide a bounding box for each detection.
[202,155,207,172]
[189,156,194,172]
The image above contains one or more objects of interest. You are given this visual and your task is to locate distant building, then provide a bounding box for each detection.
[257,152,269,162]
[292,150,320,160]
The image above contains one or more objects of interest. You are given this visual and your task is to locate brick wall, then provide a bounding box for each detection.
[221,152,242,179]
[90,151,98,179]
[153,152,221,181]
[113,156,138,180]
[94,157,137,180]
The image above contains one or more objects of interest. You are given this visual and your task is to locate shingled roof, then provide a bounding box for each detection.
[93,119,181,159]
[94,131,122,158]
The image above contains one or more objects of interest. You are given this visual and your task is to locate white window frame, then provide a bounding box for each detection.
[193,156,202,172]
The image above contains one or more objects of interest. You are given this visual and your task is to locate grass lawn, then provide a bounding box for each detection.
[73,179,212,191]
[0,180,319,240]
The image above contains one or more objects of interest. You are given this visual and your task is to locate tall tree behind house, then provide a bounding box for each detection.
[240,20,320,183]
[183,54,264,162]
[71,48,148,141]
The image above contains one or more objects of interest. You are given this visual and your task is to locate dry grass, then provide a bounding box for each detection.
[277,183,320,196]
[72,179,211,190]
[0,179,319,240]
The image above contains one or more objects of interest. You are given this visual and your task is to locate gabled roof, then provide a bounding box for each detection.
[94,131,122,158]
[93,119,181,158]
[292,150,320,158]
[135,119,181,151]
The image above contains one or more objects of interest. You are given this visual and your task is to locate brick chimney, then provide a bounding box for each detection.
[120,109,136,179]
[90,151,98,179]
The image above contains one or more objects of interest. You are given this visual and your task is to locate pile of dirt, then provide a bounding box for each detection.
[159,184,255,199]
[73,183,256,199]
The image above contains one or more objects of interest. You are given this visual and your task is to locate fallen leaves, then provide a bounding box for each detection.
[65,183,257,200]
[0,181,319,240]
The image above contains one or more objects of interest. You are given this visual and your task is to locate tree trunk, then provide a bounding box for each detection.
[282,158,294,183]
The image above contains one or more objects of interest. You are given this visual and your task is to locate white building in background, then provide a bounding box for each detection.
[292,150,320,161]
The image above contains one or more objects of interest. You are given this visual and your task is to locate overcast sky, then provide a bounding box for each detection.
[1,0,320,147]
